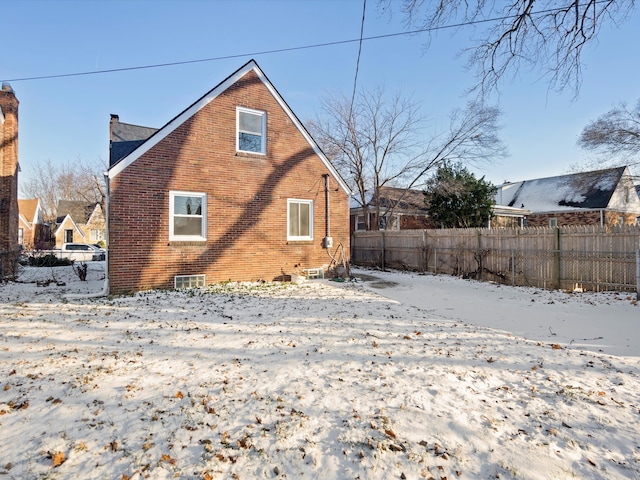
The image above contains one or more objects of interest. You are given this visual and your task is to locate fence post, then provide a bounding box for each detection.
[476,229,483,281]
[636,248,640,301]
[511,248,515,286]
[381,231,386,271]
[553,227,560,290]
[422,230,427,273]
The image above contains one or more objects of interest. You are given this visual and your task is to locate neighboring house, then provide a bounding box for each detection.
[0,83,19,262]
[495,166,640,227]
[351,186,530,231]
[18,198,49,249]
[490,205,530,228]
[350,187,435,232]
[54,200,105,248]
[107,60,351,294]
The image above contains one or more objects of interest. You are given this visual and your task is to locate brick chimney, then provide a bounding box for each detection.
[0,83,19,262]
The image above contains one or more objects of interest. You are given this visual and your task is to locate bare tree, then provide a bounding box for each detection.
[21,158,106,223]
[578,100,640,163]
[380,0,635,96]
[309,87,505,229]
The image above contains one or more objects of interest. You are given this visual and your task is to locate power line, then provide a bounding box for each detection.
[0,5,592,83]
[349,0,367,114]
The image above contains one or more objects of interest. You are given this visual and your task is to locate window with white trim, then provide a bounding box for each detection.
[90,229,104,242]
[287,199,313,241]
[169,191,207,241]
[237,107,266,154]
[549,218,558,227]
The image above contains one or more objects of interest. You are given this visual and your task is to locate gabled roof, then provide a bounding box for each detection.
[18,198,40,224]
[107,59,350,194]
[55,214,86,239]
[496,167,628,212]
[110,119,158,166]
[351,187,429,214]
[56,200,99,225]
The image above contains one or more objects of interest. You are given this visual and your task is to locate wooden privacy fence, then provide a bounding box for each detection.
[351,225,640,293]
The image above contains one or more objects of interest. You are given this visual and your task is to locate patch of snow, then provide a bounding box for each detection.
[0,263,638,479]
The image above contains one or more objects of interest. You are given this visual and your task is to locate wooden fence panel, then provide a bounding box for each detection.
[351,226,640,292]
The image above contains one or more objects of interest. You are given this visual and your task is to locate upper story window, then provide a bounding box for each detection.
[288,199,313,241]
[170,191,207,241]
[237,107,266,154]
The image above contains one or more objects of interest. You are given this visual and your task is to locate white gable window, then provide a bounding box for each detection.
[170,191,207,241]
[237,107,266,154]
[288,199,313,241]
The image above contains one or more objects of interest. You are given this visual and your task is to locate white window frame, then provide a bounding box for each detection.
[90,229,104,242]
[236,107,266,154]
[355,214,367,231]
[169,191,207,242]
[549,218,558,227]
[287,199,313,241]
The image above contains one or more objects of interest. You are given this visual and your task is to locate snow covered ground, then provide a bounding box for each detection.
[0,262,639,479]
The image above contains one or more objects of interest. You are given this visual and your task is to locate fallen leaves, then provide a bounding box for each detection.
[49,451,65,467]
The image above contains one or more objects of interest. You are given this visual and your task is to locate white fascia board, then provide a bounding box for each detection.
[109,60,352,196]
[252,65,352,196]
[56,214,86,239]
[86,203,103,225]
[18,213,33,230]
[108,61,262,180]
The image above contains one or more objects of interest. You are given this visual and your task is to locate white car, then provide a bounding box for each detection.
[57,243,106,262]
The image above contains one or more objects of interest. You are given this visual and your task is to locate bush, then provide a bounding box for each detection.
[27,254,73,268]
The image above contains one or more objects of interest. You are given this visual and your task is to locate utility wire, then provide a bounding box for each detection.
[349,0,367,116]
[0,4,597,83]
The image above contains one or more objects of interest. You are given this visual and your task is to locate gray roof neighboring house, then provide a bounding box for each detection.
[496,166,632,212]
[109,114,158,167]
[56,200,99,225]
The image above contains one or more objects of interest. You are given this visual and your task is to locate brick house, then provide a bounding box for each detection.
[495,166,640,227]
[0,83,19,276]
[18,198,49,250]
[54,200,105,247]
[350,187,435,231]
[107,60,351,294]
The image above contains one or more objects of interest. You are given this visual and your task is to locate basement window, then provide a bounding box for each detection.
[174,274,206,289]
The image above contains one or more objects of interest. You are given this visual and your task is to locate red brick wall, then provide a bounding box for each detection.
[527,210,638,228]
[108,70,350,294]
[0,86,19,257]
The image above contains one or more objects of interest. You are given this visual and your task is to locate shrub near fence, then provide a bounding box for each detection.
[351,225,640,293]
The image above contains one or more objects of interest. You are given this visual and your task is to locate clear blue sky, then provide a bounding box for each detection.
[4,0,639,194]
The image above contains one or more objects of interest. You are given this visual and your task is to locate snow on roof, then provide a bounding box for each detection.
[496,167,626,212]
